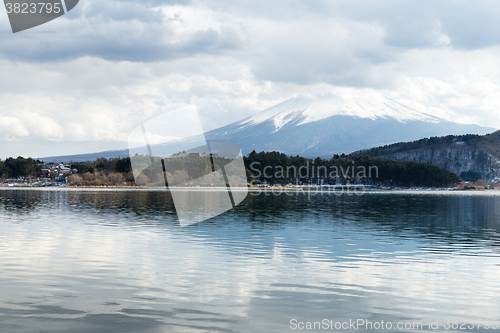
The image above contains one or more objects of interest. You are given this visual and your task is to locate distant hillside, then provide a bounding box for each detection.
[353,131,500,182]
[41,149,129,163]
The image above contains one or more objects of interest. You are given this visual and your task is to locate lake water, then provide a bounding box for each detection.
[0,189,500,332]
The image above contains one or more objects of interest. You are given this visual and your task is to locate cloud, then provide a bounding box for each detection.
[0,116,29,140]
[0,1,245,62]
[2,0,500,157]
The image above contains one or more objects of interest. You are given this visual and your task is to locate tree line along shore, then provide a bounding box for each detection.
[0,151,464,188]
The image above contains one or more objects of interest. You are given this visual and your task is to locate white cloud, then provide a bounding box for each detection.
[0,116,29,140]
[2,0,500,157]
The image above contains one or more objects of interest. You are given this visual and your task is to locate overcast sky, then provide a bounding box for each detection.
[1,0,500,158]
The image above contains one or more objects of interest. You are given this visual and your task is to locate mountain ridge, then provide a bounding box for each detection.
[353,131,500,182]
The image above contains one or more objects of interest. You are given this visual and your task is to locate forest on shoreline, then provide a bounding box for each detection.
[245,151,461,187]
[0,151,462,188]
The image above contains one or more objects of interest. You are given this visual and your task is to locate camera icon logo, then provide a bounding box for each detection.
[3,0,79,33]
[128,106,248,226]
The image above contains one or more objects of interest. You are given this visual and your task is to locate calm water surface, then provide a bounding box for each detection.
[0,189,500,332]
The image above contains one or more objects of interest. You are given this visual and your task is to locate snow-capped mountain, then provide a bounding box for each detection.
[41,95,496,162]
[205,95,496,157]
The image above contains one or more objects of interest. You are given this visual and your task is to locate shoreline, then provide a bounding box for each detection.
[1,184,494,191]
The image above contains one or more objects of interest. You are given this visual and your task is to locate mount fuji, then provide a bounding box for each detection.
[41,95,496,162]
[205,95,496,157]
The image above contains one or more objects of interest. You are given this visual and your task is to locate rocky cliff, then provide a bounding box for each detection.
[353,131,500,182]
